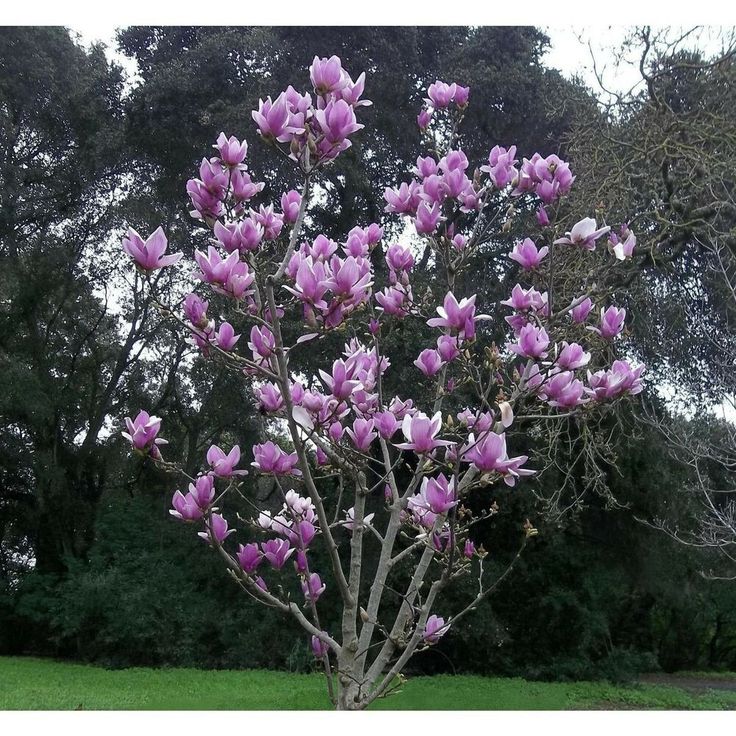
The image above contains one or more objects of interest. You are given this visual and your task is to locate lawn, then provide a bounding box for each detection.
[1,657,735,710]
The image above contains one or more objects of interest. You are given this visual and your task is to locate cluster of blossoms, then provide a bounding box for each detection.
[120,57,646,710]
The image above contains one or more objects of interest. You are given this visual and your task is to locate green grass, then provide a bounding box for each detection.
[1,657,735,710]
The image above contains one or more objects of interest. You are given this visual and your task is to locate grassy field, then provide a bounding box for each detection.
[1,657,735,710]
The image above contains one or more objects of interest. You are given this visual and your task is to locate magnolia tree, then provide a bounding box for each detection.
[121,56,644,709]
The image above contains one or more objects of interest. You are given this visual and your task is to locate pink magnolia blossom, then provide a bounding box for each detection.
[421,474,457,515]
[311,634,330,658]
[214,132,247,167]
[555,341,591,370]
[436,335,460,362]
[346,418,377,452]
[589,306,626,340]
[237,542,262,574]
[310,55,347,94]
[427,81,457,108]
[207,444,246,478]
[481,145,518,188]
[261,538,294,569]
[417,108,433,130]
[509,238,548,270]
[122,410,168,457]
[280,190,302,224]
[373,411,402,440]
[122,227,182,272]
[608,224,636,260]
[258,382,284,413]
[395,411,452,454]
[414,201,443,234]
[252,441,301,476]
[314,99,364,143]
[252,93,303,142]
[427,292,477,335]
[509,323,550,359]
[463,431,534,486]
[198,513,235,544]
[554,217,610,250]
[423,614,448,643]
[414,349,444,376]
[170,491,203,521]
[214,322,240,351]
[588,360,645,400]
[302,572,326,602]
[570,297,594,323]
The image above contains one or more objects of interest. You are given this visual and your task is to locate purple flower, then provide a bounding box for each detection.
[384,181,421,214]
[183,293,209,329]
[588,306,626,340]
[198,513,235,544]
[314,99,363,144]
[237,543,262,573]
[170,491,203,521]
[427,292,477,334]
[252,93,302,143]
[311,634,330,659]
[122,227,182,272]
[251,441,301,476]
[509,238,549,270]
[463,432,534,486]
[386,243,415,273]
[281,190,302,225]
[417,108,433,130]
[414,201,443,234]
[122,410,168,457]
[213,322,240,351]
[427,81,457,108]
[464,539,476,558]
[555,341,591,370]
[346,418,377,452]
[481,145,518,189]
[207,444,246,478]
[414,348,444,376]
[188,475,216,509]
[554,217,610,250]
[261,539,294,569]
[423,614,448,644]
[257,382,284,413]
[421,474,457,515]
[509,323,550,359]
[570,297,594,323]
[214,132,247,167]
[608,224,636,260]
[395,411,452,454]
[375,284,411,317]
[373,410,402,440]
[588,360,645,400]
[436,335,460,362]
[310,55,347,94]
[301,572,326,603]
